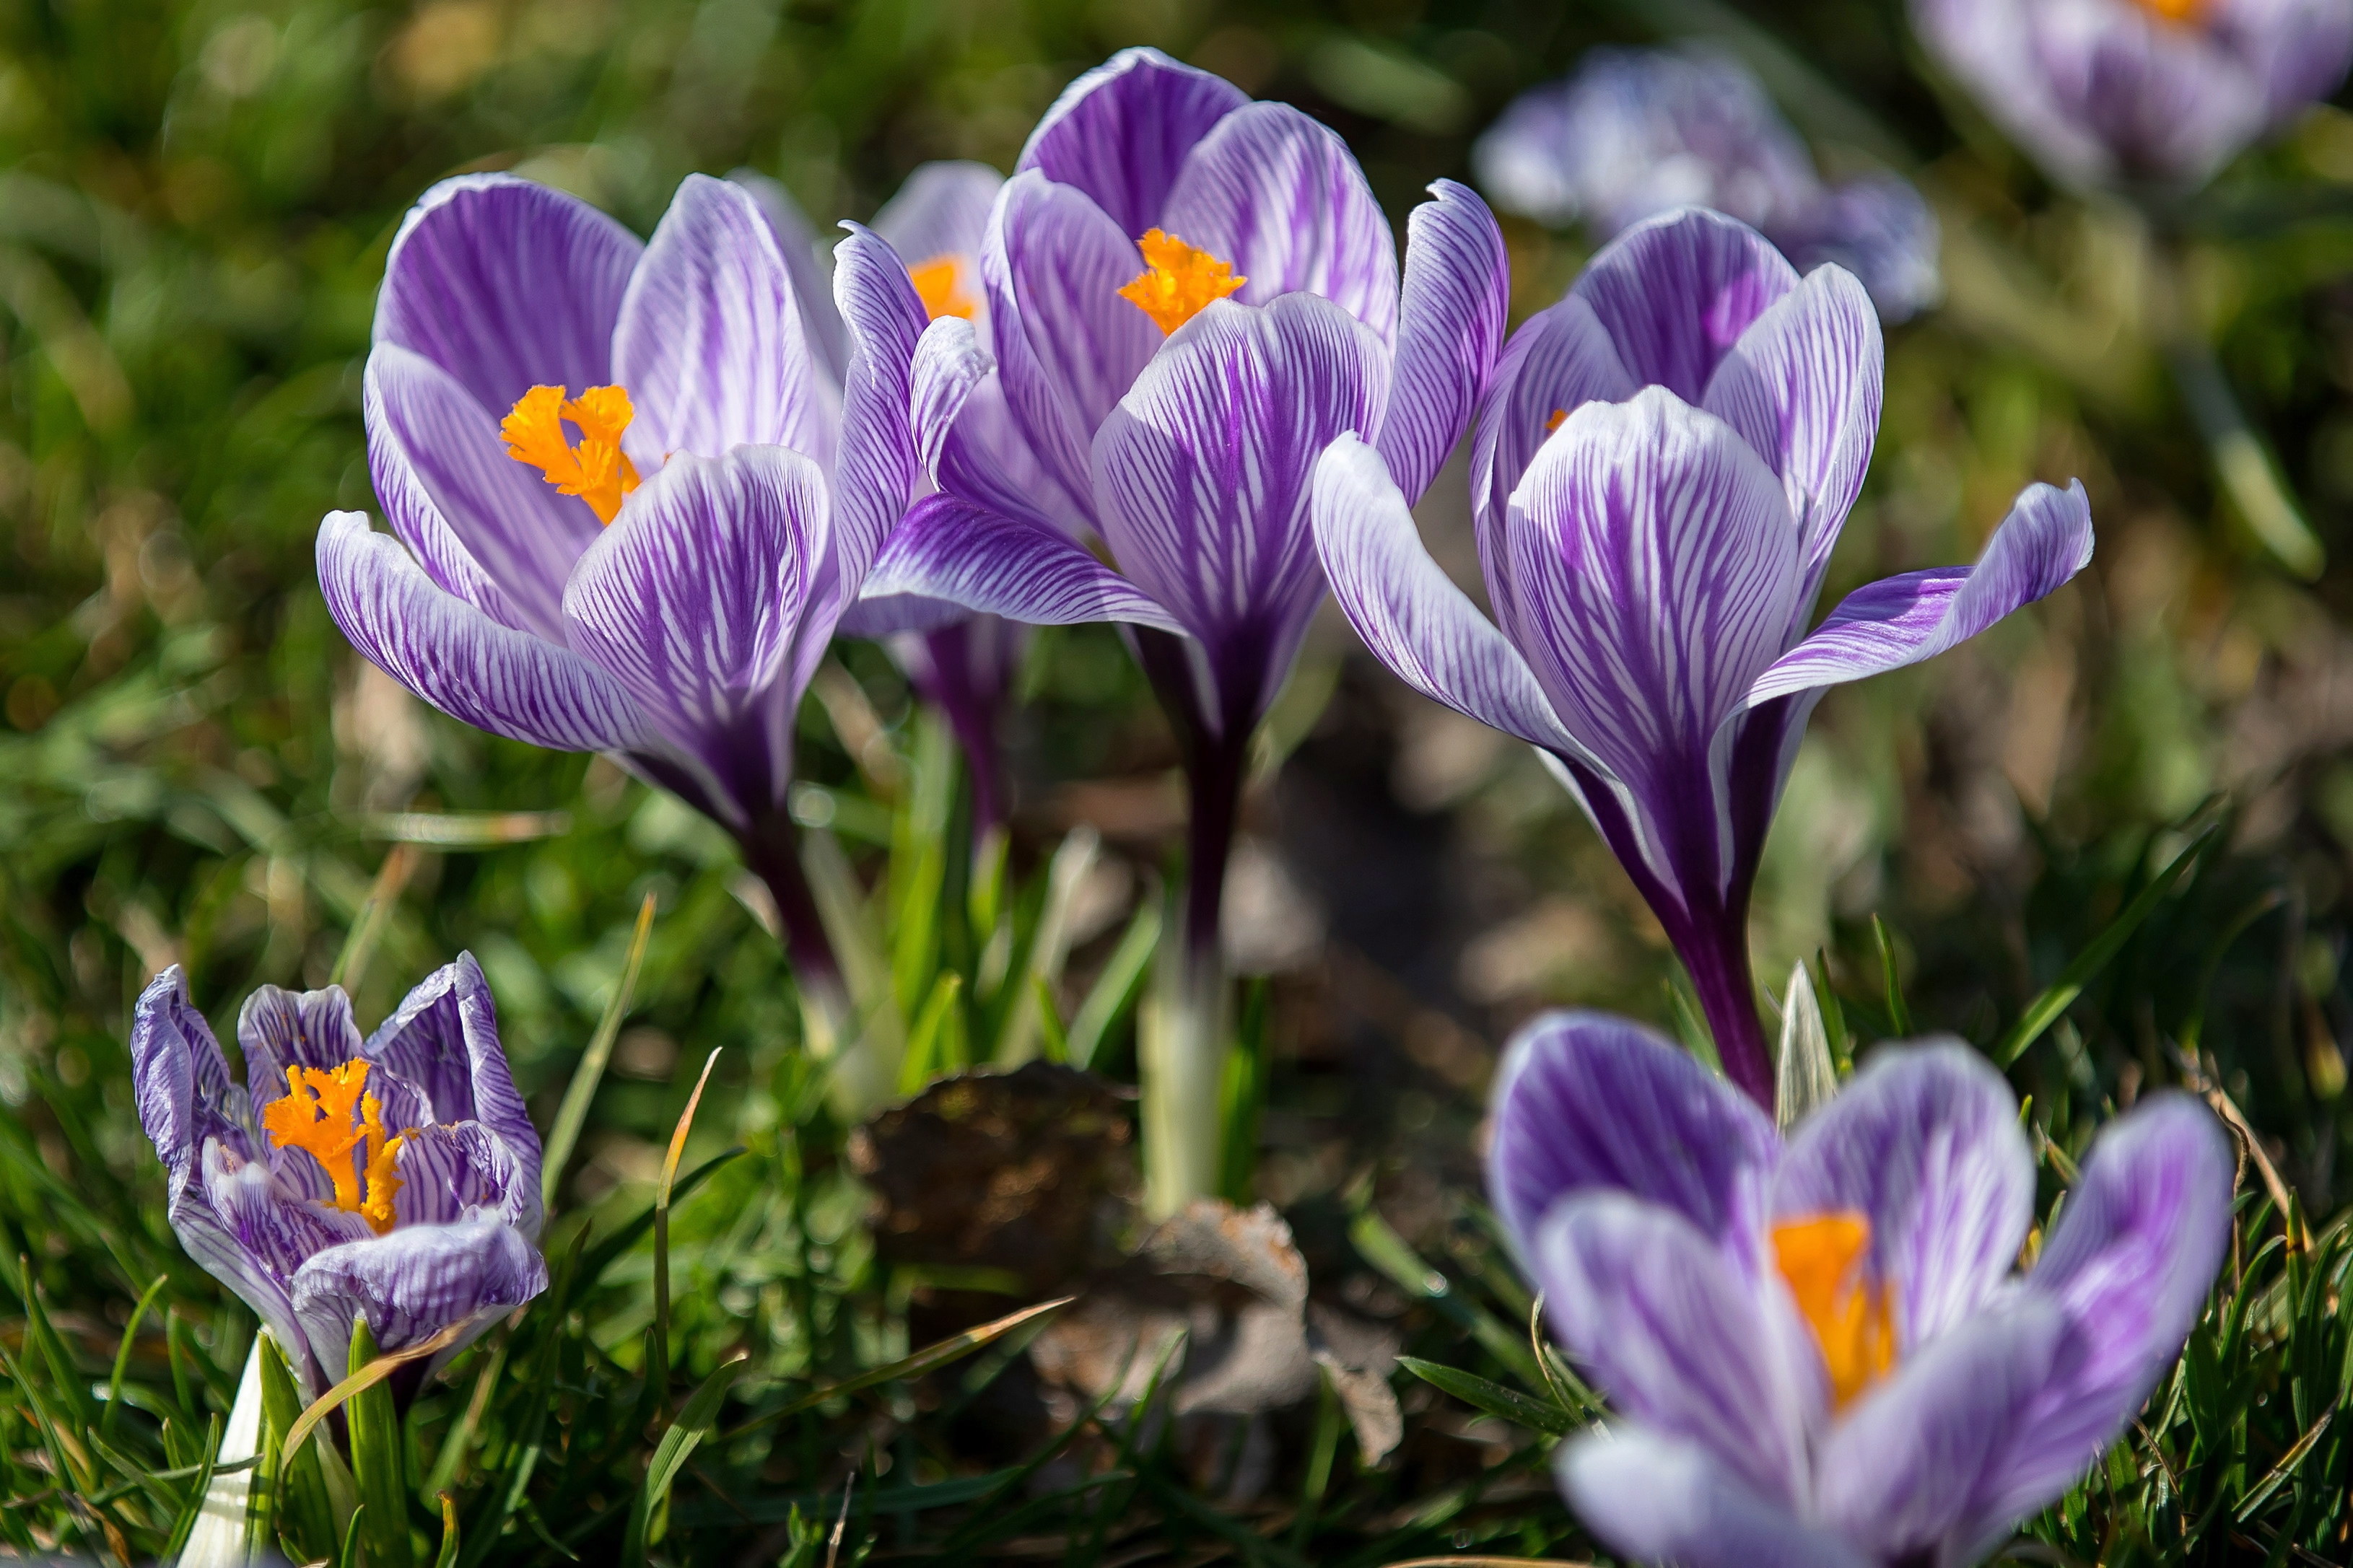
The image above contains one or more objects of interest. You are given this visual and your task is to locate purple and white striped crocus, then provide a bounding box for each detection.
[131,957,545,1399]
[1914,0,2353,190]
[1314,206,2092,1110]
[314,172,927,1015]
[1475,48,1941,322]
[1488,1011,2232,1568]
[850,47,1508,1206]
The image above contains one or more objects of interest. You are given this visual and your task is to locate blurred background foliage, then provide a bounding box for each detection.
[6,0,2353,1558]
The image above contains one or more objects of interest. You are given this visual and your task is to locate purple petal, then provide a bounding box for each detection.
[561,447,829,798]
[853,492,1182,634]
[1487,1009,1777,1268]
[728,168,850,387]
[1376,180,1508,504]
[1311,435,1580,755]
[131,967,250,1171]
[177,1144,354,1394]
[1093,294,1387,729]
[1911,0,2113,187]
[317,511,655,754]
[612,174,832,471]
[986,171,1164,512]
[235,985,366,1102]
[2235,0,2353,128]
[814,223,930,660]
[1558,1429,1872,1568]
[1572,207,1799,403]
[2032,5,2270,185]
[203,1139,373,1283]
[1979,1094,2232,1538]
[1160,101,1400,343]
[1017,46,1249,237]
[390,1121,532,1230]
[365,344,594,641]
[912,317,1093,539]
[1498,388,1801,824]
[290,1216,547,1378]
[1812,1297,2071,1562]
[1773,1042,2035,1351]
[1469,292,1639,584]
[1745,478,2093,709]
[1535,1191,1814,1505]
[1700,265,1882,580]
[871,160,1005,274]
[364,953,542,1239]
[375,173,639,420]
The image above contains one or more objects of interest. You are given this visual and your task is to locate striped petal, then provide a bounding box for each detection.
[1017,46,1249,237]
[290,1215,546,1380]
[728,168,850,387]
[364,952,541,1238]
[1470,292,1639,588]
[870,160,1004,276]
[852,493,1182,634]
[1558,1429,1872,1568]
[235,985,366,1101]
[1376,180,1509,505]
[912,316,1093,539]
[1571,207,1798,403]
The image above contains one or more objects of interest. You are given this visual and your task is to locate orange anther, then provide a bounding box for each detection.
[1117,229,1246,335]
[1772,1212,1899,1409]
[909,254,978,322]
[501,383,642,525]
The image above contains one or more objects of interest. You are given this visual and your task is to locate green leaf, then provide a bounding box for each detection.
[1396,1356,1574,1437]
[345,1318,414,1568]
[256,1328,336,1563]
[1067,895,1160,1070]
[1872,914,1911,1037]
[622,1352,748,1565]
[541,890,658,1212]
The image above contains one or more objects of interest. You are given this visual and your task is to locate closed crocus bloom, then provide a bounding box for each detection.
[314,172,927,1025]
[1915,0,2353,190]
[131,958,545,1399]
[1485,1012,2232,1568]
[1314,208,2092,1108]
[1475,49,1941,323]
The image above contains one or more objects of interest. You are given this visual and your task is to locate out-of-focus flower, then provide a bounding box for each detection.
[1488,1011,2232,1568]
[314,172,927,1018]
[1314,209,2090,1108]
[131,958,545,1398]
[851,47,1510,1210]
[1474,48,1940,322]
[1914,0,2353,190]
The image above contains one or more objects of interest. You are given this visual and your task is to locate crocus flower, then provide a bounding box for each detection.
[1475,48,1941,322]
[1486,1011,2232,1568]
[131,957,545,1398]
[1914,0,2353,190]
[1314,207,2092,1108]
[314,172,927,1017]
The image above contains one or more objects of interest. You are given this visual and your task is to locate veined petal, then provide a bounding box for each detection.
[365,344,590,641]
[1572,207,1799,403]
[1311,435,1579,755]
[375,173,641,419]
[390,1122,531,1230]
[561,447,829,807]
[364,952,541,1238]
[854,493,1183,634]
[1744,478,2093,709]
[1700,264,1882,579]
[235,985,366,1101]
[1488,1009,1777,1268]
[2239,0,2353,129]
[1535,1192,1813,1505]
[1470,292,1639,586]
[202,1140,372,1283]
[1773,1042,2035,1349]
[317,511,656,754]
[1376,180,1509,504]
[291,1216,547,1380]
[871,160,1005,276]
[1558,1429,1872,1568]
[1017,46,1249,237]
[817,223,930,649]
[132,967,251,1171]
[729,168,850,388]
[1093,294,1387,728]
[170,1149,332,1393]
[912,317,1092,539]
[1159,101,1400,343]
[613,174,832,470]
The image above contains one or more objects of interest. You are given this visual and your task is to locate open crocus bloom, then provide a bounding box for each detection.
[1488,1012,2232,1568]
[1475,48,1940,322]
[1914,0,2353,190]
[316,171,924,846]
[1313,207,2092,1108]
[131,958,545,1398]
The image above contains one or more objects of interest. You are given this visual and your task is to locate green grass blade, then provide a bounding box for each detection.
[345,1318,414,1568]
[1395,1356,1573,1437]
[622,1352,748,1565]
[541,890,658,1212]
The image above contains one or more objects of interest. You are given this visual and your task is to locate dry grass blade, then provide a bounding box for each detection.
[654,1046,723,1365]
[279,1320,466,1470]
[726,1295,1075,1438]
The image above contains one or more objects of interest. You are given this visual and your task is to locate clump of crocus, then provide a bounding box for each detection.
[131,957,544,1398]
[1313,206,2092,1109]
[1488,1011,2232,1568]
[1475,46,1940,322]
[852,46,1509,1212]
[1914,0,2353,192]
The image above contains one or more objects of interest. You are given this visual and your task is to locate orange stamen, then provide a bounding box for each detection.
[501,383,642,525]
[2130,0,2208,24]
[260,1061,409,1236]
[1118,229,1246,335]
[1771,1212,1898,1409]
[1545,408,1569,433]
[909,254,978,322]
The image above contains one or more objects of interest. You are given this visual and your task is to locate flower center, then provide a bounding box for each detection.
[502,383,642,525]
[1118,229,1246,335]
[2128,0,2208,24]
[260,1060,408,1235]
[909,253,979,322]
[1771,1211,1898,1409]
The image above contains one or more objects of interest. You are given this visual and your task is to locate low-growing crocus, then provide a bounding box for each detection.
[1488,1010,2232,1568]
[131,957,546,1399]
[1914,0,2353,190]
[852,46,1509,1209]
[1475,48,1940,322]
[1314,206,2092,1109]
[314,172,926,1064]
